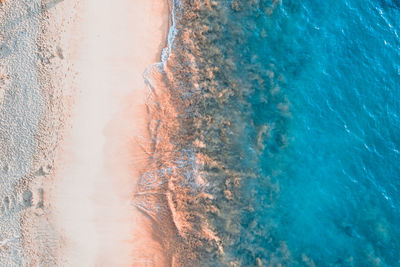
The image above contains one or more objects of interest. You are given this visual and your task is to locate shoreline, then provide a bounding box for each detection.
[48,0,170,265]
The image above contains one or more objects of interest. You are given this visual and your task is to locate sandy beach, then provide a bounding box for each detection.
[0,0,169,265]
[2,0,396,266]
[49,0,170,266]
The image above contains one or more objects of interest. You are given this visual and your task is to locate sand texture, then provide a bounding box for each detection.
[0,0,170,265]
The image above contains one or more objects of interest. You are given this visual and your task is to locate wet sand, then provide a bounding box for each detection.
[50,0,170,266]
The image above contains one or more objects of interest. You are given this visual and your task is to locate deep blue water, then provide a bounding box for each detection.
[247,0,400,265]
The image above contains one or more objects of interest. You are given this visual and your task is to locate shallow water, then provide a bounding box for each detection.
[145,0,400,265]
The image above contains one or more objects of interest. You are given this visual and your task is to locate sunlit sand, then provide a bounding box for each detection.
[52,0,169,265]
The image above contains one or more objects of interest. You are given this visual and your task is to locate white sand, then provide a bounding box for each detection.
[52,0,169,265]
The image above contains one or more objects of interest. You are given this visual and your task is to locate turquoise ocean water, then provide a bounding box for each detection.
[253,0,400,264]
[274,1,400,265]
[225,0,400,265]
[150,0,400,265]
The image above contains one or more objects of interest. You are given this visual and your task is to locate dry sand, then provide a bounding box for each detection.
[51,0,170,266]
[0,0,79,265]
